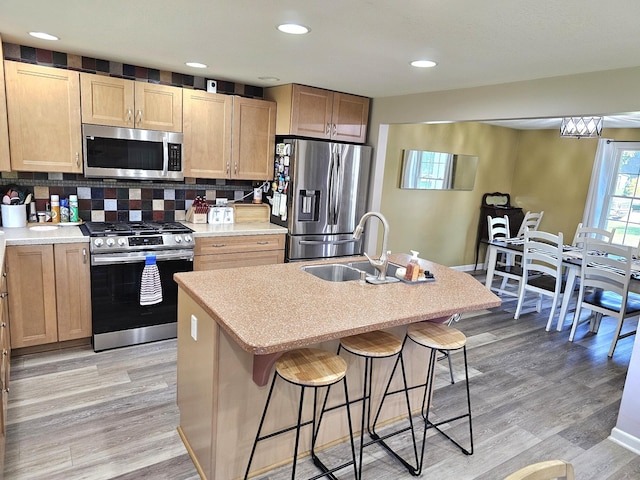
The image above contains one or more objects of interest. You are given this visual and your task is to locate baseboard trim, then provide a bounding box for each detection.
[609,427,640,455]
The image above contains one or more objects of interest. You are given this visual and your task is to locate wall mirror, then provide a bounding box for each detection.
[400,149,478,190]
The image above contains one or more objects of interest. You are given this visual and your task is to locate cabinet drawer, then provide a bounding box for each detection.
[194,250,284,271]
[194,234,284,255]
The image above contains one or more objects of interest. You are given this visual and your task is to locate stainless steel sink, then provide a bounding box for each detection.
[300,263,363,282]
[346,260,403,278]
[301,261,405,283]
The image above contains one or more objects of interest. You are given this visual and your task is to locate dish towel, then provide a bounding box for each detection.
[140,255,163,306]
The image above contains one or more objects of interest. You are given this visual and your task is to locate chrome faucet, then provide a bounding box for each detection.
[353,211,390,282]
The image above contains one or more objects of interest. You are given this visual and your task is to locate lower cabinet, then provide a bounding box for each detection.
[194,234,285,271]
[0,257,9,472]
[7,243,91,349]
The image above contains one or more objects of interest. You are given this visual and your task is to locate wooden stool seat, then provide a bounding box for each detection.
[276,348,347,387]
[407,322,467,351]
[340,330,402,357]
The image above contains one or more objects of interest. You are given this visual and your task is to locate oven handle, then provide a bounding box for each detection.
[91,249,194,266]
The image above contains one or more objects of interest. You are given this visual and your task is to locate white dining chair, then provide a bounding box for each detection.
[514,230,566,330]
[572,222,616,248]
[516,211,544,238]
[569,238,640,357]
[486,215,522,296]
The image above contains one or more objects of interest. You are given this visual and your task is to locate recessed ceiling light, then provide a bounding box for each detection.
[28,31,59,41]
[411,60,437,68]
[185,62,207,69]
[258,76,280,82]
[277,23,310,35]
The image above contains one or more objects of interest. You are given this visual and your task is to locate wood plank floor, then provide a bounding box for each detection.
[4,275,640,479]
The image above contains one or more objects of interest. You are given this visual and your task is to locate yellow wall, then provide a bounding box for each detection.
[382,124,640,267]
[382,122,520,266]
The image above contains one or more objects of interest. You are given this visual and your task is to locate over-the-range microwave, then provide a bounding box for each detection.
[82,124,184,181]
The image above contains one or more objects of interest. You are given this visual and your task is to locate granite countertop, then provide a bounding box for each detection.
[174,252,501,355]
[0,221,286,246]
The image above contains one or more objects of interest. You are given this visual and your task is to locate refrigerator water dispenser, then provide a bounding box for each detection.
[298,190,320,221]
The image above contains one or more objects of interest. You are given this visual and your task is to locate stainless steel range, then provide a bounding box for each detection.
[82,221,194,351]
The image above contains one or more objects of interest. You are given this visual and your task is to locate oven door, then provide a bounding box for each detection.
[90,249,193,351]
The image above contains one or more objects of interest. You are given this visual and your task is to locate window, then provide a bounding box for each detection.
[602,147,640,247]
[587,141,640,248]
[401,150,453,189]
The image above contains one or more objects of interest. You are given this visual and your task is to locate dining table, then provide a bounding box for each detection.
[484,237,640,331]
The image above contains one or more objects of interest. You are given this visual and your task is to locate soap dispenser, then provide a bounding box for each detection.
[404,250,420,281]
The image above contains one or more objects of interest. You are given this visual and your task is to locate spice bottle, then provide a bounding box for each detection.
[404,250,420,281]
[50,195,60,223]
[69,195,79,222]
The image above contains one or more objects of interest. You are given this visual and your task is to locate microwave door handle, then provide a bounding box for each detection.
[162,135,169,177]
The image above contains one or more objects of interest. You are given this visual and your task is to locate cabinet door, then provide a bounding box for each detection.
[0,40,11,172]
[5,62,82,173]
[231,97,276,180]
[54,243,92,341]
[6,245,58,348]
[134,82,183,132]
[183,90,232,178]
[80,73,135,127]
[331,93,370,143]
[290,84,333,139]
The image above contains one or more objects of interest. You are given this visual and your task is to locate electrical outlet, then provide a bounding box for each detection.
[191,314,198,341]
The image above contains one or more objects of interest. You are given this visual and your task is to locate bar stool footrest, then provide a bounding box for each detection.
[426,418,473,455]
[310,454,354,480]
[368,431,421,476]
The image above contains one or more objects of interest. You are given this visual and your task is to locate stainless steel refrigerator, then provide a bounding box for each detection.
[270,138,372,261]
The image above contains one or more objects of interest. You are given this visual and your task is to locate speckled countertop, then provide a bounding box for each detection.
[174,252,502,355]
[0,221,286,246]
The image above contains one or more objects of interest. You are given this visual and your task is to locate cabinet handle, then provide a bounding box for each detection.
[212,244,227,248]
[83,248,88,264]
[332,123,337,135]
[226,162,230,174]
[126,109,133,124]
[0,293,7,299]
[234,162,238,174]
[136,109,143,125]
[75,152,80,167]
[326,123,331,135]
[257,241,269,245]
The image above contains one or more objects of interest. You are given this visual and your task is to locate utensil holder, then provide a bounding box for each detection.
[1,204,27,227]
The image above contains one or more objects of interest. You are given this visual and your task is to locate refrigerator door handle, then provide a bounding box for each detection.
[328,146,337,225]
[299,239,359,245]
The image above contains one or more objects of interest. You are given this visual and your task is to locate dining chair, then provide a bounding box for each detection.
[569,238,640,357]
[572,222,616,248]
[514,230,566,330]
[516,211,544,238]
[486,215,522,297]
[503,459,574,480]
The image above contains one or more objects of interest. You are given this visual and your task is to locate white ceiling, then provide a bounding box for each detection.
[1,0,640,127]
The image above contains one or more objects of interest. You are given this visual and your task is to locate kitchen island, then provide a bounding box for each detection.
[174,253,500,480]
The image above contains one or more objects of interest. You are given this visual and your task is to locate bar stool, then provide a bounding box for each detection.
[335,330,419,478]
[244,347,358,480]
[407,321,474,474]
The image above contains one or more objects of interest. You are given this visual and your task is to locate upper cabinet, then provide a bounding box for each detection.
[183,91,275,180]
[0,40,11,172]
[264,84,370,144]
[80,73,183,132]
[4,61,83,173]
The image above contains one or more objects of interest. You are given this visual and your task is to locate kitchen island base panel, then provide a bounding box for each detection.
[176,289,430,480]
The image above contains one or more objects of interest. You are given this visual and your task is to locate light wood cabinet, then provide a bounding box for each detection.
[0,40,11,172]
[7,243,91,349]
[183,91,275,180]
[265,84,370,143]
[4,61,83,173]
[0,256,9,470]
[80,73,183,132]
[183,89,232,178]
[193,234,285,271]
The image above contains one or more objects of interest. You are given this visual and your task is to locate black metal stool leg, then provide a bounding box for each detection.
[244,373,279,480]
[291,385,306,480]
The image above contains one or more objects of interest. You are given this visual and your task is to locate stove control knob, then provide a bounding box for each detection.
[117,238,127,247]
[94,238,104,248]
[174,235,183,243]
[106,238,115,247]
[184,235,193,243]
